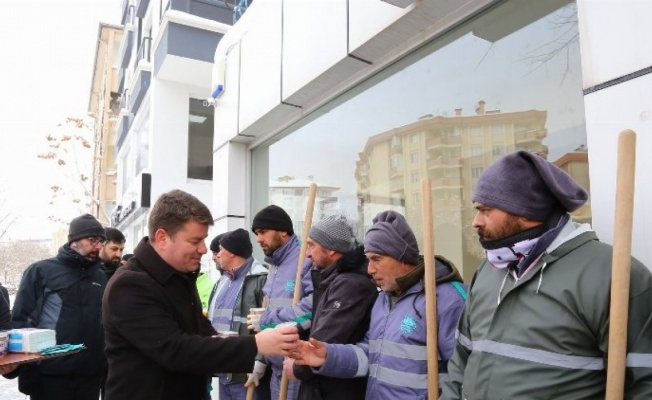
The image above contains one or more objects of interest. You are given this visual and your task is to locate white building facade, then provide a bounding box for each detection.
[112,0,234,255]
[210,0,651,278]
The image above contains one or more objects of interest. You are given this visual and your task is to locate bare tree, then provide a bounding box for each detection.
[0,239,53,292]
[37,117,97,226]
[0,188,18,242]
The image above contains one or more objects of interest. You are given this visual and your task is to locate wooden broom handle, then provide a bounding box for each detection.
[606,129,636,399]
[421,178,439,399]
[279,183,318,400]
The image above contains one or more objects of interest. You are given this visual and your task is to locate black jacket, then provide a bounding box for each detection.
[11,244,107,376]
[0,284,10,330]
[103,237,258,400]
[295,245,379,400]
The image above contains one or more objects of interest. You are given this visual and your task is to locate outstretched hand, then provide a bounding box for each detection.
[289,338,327,368]
[254,324,299,357]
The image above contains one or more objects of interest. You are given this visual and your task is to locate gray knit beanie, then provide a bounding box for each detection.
[473,151,588,221]
[309,215,356,254]
[364,210,419,265]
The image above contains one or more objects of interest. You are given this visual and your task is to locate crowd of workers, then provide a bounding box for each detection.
[1,150,651,400]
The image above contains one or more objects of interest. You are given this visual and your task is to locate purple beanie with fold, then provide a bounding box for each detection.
[364,210,419,265]
[473,151,588,221]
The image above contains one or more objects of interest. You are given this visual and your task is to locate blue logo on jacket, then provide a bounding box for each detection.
[284,280,295,293]
[400,316,417,334]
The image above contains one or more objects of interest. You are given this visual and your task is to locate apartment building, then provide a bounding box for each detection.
[106,0,234,252]
[89,23,123,226]
[208,0,652,279]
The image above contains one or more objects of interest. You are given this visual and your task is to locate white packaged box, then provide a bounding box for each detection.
[8,328,56,353]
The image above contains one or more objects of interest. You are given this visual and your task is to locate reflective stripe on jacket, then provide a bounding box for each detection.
[442,221,652,399]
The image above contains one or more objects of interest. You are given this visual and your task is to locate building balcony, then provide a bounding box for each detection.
[117,67,126,93]
[162,0,233,25]
[431,177,463,189]
[135,0,150,18]
[390,165,403,178]
[128,37,152,116]
[515,129,547,143]
[120,0,134,24]
[390,142,402,155]
[115,90,132,152]
[154,21,224,88]
[118,12,135,69]
[390,178,405,193]
[427,135,462,148]
[115,113,132,153]
[427,156,460,169]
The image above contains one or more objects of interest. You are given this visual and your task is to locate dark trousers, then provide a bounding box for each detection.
[30,373,102,400]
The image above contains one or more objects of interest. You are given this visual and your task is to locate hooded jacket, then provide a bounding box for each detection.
[103,237,258,400]
[441,221,652,399]
[12,244,107,376]
[295,245,379,400]
[317,255,467,399]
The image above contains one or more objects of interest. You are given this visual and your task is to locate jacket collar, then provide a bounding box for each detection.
[57,244,102,270]
[133,237,198,286]
[265,234,299,266]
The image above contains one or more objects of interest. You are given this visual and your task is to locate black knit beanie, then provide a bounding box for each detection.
[68,214,106,243]
[251,205,294,235]
[210,233,226,252]
[220,229,253,259]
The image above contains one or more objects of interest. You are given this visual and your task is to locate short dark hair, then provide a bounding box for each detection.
[105,227,126,244]
[148,189,214,239]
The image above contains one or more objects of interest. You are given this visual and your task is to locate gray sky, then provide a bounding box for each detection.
[0,0,121,239]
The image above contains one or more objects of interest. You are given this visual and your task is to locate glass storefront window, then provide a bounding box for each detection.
[259,2,589,281]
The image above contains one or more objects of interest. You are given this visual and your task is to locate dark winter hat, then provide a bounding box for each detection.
[68,213,106,243]
[364,210,419,265]
[251,205,294,235]
[220,229,253,259]
[122,253,134,262]
[473,151,589,221]
[309,215,356,254]
[210,233,226,252]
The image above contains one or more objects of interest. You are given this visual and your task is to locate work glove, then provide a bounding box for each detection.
[244,360,267,387]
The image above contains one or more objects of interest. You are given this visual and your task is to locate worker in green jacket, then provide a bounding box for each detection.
[441,151,652,399]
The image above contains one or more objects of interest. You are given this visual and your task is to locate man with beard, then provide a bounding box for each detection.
[245,205,314,400]
[283,215,378,400]
[99,227,126,280]
[289,211,466,399]
[441,151,652,399]
[9,214,108,400]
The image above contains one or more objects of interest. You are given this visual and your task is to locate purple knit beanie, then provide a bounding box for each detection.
[473,151,588,221]
[364,210,419,265]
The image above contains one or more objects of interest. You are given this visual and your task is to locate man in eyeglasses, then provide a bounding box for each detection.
[7,213,108,400]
